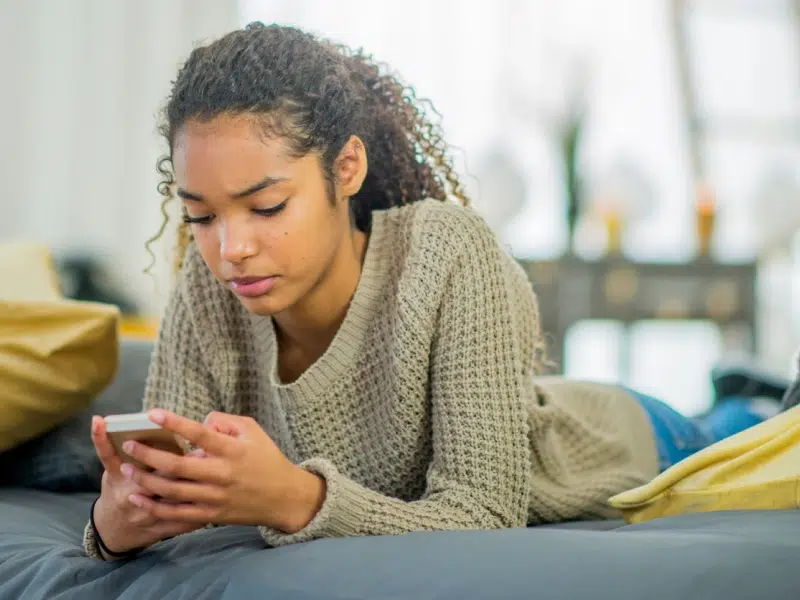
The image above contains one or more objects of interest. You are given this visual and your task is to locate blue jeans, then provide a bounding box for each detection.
[626,389,769,472]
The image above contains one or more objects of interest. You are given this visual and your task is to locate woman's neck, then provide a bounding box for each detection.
[273,228,368,381]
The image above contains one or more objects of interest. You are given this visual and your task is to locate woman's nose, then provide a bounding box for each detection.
[219,220,257,264]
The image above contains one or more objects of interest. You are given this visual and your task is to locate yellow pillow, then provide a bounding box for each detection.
[0,243,119,451]
[609,405,800,523]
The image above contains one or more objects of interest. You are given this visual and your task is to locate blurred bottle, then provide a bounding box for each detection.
[695,183,717,259]
[595,197,625,257]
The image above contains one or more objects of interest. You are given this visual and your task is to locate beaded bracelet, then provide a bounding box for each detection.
[90,498,146,560]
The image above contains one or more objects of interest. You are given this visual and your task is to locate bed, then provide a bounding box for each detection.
[0,340,798,599]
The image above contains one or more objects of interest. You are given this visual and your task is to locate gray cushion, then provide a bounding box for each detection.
[0,340,151,492]
[0,488,798,599]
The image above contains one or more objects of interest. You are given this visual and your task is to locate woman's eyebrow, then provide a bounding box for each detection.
[177,175,288,202]
[231,175,288,199]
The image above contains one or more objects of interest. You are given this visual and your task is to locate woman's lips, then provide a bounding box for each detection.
[228,277,276,298]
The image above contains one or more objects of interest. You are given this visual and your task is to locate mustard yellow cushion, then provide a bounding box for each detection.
[609,405,800,523]
[0,243,119,451]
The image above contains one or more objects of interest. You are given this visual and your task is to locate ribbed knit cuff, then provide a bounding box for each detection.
[258,458,374,547]
[83,520,103,560]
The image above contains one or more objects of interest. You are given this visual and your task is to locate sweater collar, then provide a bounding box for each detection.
[249,209,390,401]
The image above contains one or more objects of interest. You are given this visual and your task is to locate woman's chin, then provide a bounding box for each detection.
[236,294,287,317]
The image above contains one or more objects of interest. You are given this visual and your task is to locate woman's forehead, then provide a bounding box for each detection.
[174,118,293,175]
[174,116,290,158]
[172,117,326,201]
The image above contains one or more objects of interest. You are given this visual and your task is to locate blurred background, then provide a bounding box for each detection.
[3,0,800,415]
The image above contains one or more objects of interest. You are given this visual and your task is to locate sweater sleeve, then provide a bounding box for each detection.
[83,263,221,559]
[259,212,535,546]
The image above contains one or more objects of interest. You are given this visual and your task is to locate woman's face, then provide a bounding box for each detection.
[172,114,365,316]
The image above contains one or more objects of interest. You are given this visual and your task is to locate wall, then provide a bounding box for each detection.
[1,0,239,314]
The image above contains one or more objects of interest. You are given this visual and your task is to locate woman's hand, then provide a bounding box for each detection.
[119,410,326,534]
[90,416,205,560]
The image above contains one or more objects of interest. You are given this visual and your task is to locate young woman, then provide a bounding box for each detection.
[85,23,771,561]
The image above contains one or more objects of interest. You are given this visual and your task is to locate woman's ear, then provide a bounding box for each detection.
[334,136,368,198]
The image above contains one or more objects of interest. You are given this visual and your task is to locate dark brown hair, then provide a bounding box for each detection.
[147,22,469,272]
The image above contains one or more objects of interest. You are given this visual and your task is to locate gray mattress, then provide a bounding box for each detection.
[1,488,798,599]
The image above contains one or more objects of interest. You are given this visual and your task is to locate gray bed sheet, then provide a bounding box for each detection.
[1,488,798,599]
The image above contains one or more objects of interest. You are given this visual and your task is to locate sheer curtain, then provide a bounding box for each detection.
[1,0,239,314]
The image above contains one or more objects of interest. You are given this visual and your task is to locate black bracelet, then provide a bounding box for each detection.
[90,498,146,560]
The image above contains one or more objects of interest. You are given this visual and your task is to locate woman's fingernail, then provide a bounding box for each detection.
[120,463,134,478]
[123,441,135,454]
[128,494,142,507]
[91,417,100,434]
[150,410,165,425]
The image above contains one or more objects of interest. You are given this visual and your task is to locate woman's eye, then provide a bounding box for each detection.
[182,214,214,225]
[253,198,288,217]
[180,198,288,224]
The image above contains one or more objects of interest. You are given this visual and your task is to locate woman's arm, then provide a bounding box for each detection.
[259,212,536,546]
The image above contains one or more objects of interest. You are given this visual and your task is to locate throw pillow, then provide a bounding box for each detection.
[0,339,152,492]
[0,242,119,451]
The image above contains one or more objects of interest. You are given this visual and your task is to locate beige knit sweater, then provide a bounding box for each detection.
[84,199,657,558]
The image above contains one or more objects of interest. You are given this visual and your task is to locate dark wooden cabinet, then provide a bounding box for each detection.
[518,256,757,373]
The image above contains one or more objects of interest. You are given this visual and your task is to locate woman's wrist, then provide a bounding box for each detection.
[275,466,326,534]
[91,497,146,560]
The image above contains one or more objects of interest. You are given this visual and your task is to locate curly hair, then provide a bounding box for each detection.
[146,22,469,273]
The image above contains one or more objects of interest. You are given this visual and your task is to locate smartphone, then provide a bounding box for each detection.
[104,412,190,470]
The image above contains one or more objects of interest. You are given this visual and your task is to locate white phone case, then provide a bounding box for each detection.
[104,412,189,470]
